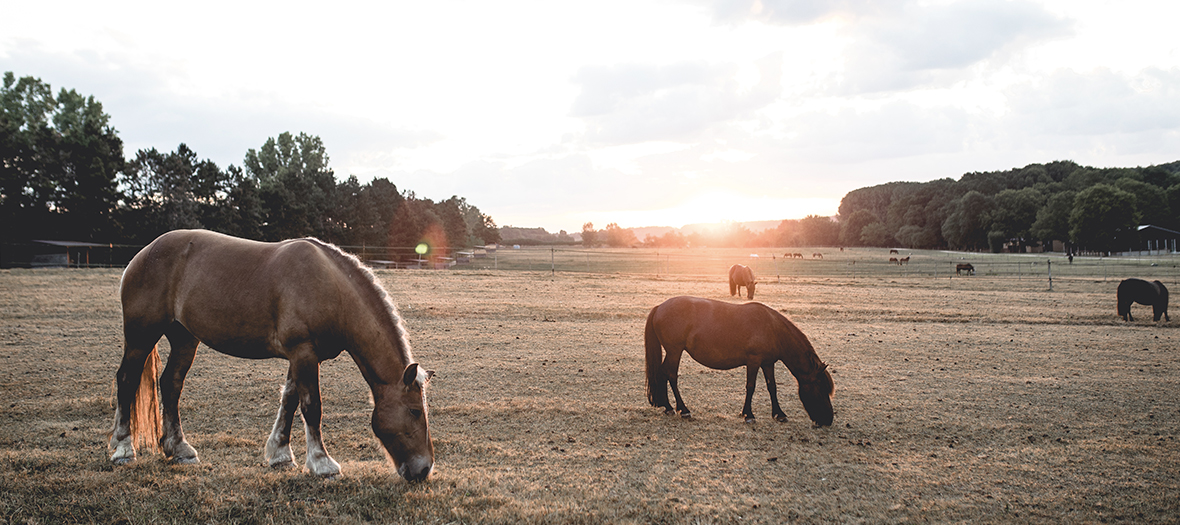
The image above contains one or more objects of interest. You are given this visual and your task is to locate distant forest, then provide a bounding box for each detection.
[837,160,1180,254]
[1,72,501,254]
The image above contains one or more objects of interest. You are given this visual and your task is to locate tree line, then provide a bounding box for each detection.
[1,72,501,258]
[837,160,1180,254]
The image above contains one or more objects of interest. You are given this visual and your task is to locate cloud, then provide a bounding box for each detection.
[709,0,905,25]
[0,44,440,170]
[570,53,781,145]
[1004,67,1180,137]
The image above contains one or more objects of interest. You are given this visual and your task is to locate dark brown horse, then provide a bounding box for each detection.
[645,296,834,426]
[1117,278,1170,322]
[728,264,757,300]
[110,230,434,481]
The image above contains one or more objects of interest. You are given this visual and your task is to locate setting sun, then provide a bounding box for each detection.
[592,190,838,228]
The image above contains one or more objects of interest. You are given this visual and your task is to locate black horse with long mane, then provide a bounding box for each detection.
[645,296,834,426]
[1117,278,1170,322]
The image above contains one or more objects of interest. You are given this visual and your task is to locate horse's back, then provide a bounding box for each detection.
[121,230,345,356]
[1118,278,1161,305]
[650,296,783,369]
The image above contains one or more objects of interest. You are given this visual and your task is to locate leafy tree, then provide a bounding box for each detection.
[1,72,123,241]
[838,209,876,246]
[1030,190,1076,248]
[799,215,840,246]
[581,222,598,247]
[1069,184,1139,254]
[1166,184,1180,230]
[859,222,895,247]
[1114,178,1170,227]
[244,131,336,241]
[603,222,638,247]
[988,187,1045,251]
[941,191,993,251]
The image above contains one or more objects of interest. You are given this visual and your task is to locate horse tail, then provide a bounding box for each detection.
[130,345,162,452]
[644,307,669,408]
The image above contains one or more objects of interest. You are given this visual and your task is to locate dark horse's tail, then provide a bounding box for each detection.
[645,307,669,408]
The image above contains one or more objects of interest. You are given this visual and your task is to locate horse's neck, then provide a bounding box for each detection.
[339,290,410,387]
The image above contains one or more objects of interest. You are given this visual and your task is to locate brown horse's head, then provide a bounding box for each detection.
[371,363,435,481]
[746,280,757,300]
[797,363,834,427]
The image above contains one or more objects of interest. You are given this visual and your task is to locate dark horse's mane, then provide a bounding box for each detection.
[299,237,414,363]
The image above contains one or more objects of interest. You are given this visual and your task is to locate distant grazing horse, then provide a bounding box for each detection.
[793,253,804,259]
[110,230,435,481]
[889,249,899,254]
[812,253,823,259]
[889,257,898,264]
[956,263,974,275]
[898,256,910,265]
[728,264,757,300]
[645,297,834,426]
[1117,278,1170,322]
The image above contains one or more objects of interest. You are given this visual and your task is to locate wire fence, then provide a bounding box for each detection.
[5,242,1178,289]
[444,246,1180,287]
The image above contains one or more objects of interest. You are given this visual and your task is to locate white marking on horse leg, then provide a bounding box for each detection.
[303,420,340,478]
[264,381,298,469]
[109,405,136,464]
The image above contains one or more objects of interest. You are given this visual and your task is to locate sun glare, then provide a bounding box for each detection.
[599,191,839,229]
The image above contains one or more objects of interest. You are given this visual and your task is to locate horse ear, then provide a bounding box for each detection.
[819,362,829,371]
[425,369,435,383]
[402,363,420,387]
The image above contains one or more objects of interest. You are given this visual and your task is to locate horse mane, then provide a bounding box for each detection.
[298,237,414,364]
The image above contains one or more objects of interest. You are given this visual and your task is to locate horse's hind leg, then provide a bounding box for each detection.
[110,327,164,464]
[663,349,691,418]
[762,363,788,423]
[158,322,200,464]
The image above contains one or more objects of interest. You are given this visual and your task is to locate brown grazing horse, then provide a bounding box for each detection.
[645,296,834,426]
[728,264,757,300]
[1117,278,1170,322]
[110,230,435,481]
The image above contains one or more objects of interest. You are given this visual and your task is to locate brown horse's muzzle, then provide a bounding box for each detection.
[800,391,834,427]
[398,454,433,482]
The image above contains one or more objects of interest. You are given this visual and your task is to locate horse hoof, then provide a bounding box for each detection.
[169,456,200,465]
[111,457,135,466]
[270,460,298,470]
[744,416,756,424]
[664,408,676,416]
[775,415,789,423]
[680,412,692,419]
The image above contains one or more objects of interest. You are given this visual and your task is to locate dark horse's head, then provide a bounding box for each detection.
[371,363,435,481]
[798,363,834,427]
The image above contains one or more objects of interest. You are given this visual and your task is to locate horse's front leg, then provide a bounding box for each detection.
[762,363,788,422]
[264,369,301,470]
[291,356,340,477]
[158,324,200,464]
[742,365,758,423]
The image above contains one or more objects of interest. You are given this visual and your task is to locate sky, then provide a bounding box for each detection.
[2,0,1178,234]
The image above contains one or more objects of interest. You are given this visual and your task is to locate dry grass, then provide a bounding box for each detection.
[1,263,1177,524]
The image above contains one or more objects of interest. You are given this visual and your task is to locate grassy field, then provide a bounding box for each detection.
[1,250,1178,523]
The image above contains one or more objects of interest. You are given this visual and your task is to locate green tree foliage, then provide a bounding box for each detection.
[798,215,840,246]
[1,72,123,241]
[988,187,1045,251]
[1069,184,1140,254]
[244,132,337,241]
[941,191,993,251]
[859,222,895,247]
[839,209,877,246]
[838,160,1179,252]
[1030,190,1076,248]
